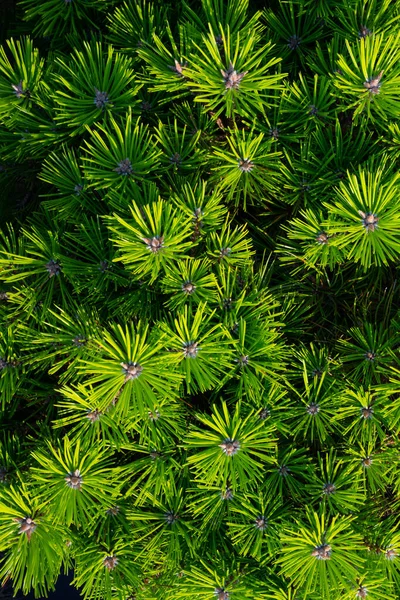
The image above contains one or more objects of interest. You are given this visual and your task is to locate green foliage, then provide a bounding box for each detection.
[75,321,183,418]
[19,0,109,39]
[0,483,66,597]
[185,400,277,491]
[2,1,400,599]
[279,510,364,598]
[324,156,400,269]
[30,436,121,526]
[73,538,141,600]
[210,127,282,208]
[158,302,234,393]
[227,493,284,563]
[52,41,141,135]
[334,33,400,122]
[0,37,46,124]
[185,25,285,118]
[82,109,162,192]
[107,198,194,282]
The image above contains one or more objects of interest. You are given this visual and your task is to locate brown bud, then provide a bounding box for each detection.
[86,408,102,422]
[65,469,83,490]
[322,482,336,495]
[360,406,373,419]
[356,586,368,598]
[142,236,164,253]
[238,158,254,172]
[103,555,118,570]
[17,516,37,540]
[121,362,143,381]
[316,232,328,244]
[306,402,320,415]
[182,281,196,294]
[359,211,379,231]
[219,439,240,456]
[183,341,199,358]
[311,543,331,560]
[214,589,230,600]
[254,516,267,530]
[221,487,234,500]
[167,60,187,76]
[363,71,383,95]
[221,62,248,89]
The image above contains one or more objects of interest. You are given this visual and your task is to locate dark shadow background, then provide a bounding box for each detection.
[25,573,81,600]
